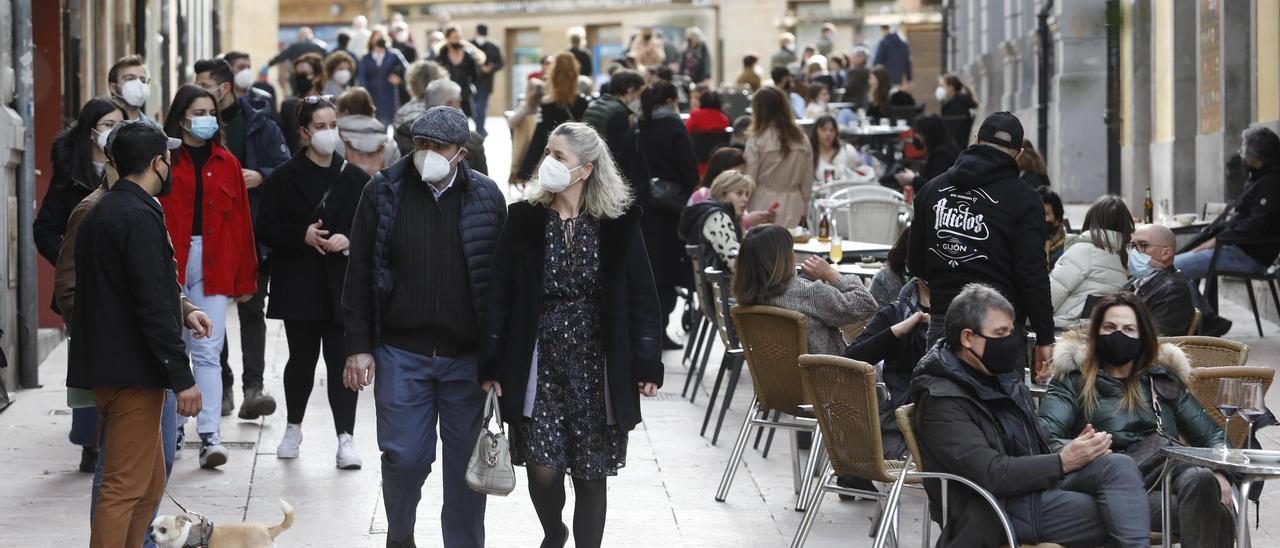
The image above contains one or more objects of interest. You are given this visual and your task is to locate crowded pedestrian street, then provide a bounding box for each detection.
[4,1,1280,547]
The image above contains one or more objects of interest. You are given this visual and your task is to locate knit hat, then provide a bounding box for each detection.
[411,106,470,145]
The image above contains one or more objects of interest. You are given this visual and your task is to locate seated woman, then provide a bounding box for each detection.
[1041,186,1068,268]
[1050,195,1133,329]
[893,114,960,191]
[803,83,832,120]
[678,171,754,274]
[868,226,910,306]
[809,114,862,180]
[687,147,775,229]
[1039,292,1232,546]
[685,86,731,135]
[732,225,877,355]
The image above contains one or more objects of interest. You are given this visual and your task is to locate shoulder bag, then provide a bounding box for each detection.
[1123,376,1184,490]
[465,388,517,495]
[633,123,691,214]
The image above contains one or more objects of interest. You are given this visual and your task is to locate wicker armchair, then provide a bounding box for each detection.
[1187,366,1275,449]
[790,355,919,547]
[893,405,1064,548]
[715,305,825,512]
[1158,336,1249,368]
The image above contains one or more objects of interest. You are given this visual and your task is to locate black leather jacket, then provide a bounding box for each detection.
[1124,267,1194,336]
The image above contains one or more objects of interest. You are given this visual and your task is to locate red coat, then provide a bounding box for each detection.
[159,143,258,297]
[684,107,731,134]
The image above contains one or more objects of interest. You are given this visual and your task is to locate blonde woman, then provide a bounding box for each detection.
[481,122,663,548]
[678,170,754,274]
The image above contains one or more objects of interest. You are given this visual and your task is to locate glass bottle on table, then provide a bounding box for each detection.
[1215,378,1242,460]
[1143,186,1154,224]
[817,207,832,243]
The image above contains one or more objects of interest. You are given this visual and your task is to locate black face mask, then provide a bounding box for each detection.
[291,74,312,96]
[376,38,388,49]
[154,158,173,197]
[1095,331,1142,367]
[1044,221,1059,235]
[972,333,1023,375]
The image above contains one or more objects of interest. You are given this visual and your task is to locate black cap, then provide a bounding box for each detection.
[976,111,1024,150]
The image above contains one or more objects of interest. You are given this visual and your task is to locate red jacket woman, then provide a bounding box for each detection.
[160,143,258,297]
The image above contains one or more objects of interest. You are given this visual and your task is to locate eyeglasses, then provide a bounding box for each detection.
[300,94,335,105]
[1126,241,1169,252]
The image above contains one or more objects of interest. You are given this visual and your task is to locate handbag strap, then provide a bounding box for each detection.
[309,160,349,222]
[482,388,505,435]
[1149,376,1168,436]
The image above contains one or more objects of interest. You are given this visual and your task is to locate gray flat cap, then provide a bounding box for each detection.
[411,106,470,145]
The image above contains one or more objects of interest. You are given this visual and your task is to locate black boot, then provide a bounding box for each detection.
[662,334,684,350]
[79,446,97,473]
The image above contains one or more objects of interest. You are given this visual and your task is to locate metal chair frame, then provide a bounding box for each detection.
[698,268,745,443]
[681,245,714,400]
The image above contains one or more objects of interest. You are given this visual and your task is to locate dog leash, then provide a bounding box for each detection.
[164,490,215,548]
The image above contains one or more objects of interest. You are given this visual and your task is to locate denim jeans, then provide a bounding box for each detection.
[373,345,487,547]
[1174,244,1268,315]
[472,87,491,137]
[181,236,230,434]
[1006,453,1151,548]
[92,390,177,548]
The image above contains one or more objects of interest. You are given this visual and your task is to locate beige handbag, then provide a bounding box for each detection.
[465,388,516,495]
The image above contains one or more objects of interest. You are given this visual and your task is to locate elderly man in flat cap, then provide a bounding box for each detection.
[342,106,506,548]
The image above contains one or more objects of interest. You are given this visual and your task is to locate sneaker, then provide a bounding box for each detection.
[238,386,277,420]
[336,433,363,470]
[199,433,229,469]
[79,446,97,473]
[662,334,684,350]
[277,424,303,460]
[221,390,234,417]
[175,427,185,460]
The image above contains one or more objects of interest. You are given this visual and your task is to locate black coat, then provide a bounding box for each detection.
[623,113,700,288]
[481,201,665,432]
[34,135,100,266]
[437,45,480,116]
[475,40,505,92]
[67,180,194,392]
[908,343,1063,547]
[516,98,590,181]
[256,151,368,323]
[1124,267,1195,336]
[919,143,959,186]
[581,94,631,160]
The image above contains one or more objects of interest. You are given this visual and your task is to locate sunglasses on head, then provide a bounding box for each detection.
[300,94,335,106]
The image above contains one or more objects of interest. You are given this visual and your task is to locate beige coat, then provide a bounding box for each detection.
[745,129,814,229]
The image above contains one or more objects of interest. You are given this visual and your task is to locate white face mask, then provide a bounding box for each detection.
[93,128,110,152]
[537,156,584,194]
[627,98,641,113]
[415,148,460,183]
[309,128,340,156]
[935,86,948,102]
[234,69,255,90]
[331,69,353,86]
[121,79,150,107]
[395,30,410,43]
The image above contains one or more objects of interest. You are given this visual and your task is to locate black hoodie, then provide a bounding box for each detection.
[908,144,1055,344]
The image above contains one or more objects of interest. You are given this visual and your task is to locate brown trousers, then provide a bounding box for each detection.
[91,387,166,548]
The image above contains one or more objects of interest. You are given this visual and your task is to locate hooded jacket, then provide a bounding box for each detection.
[1184,165,1280,265]
[1038,330,1224,451]
[908,341,1063,547]
[908,144,1055,344]
[1049,230,1130,328]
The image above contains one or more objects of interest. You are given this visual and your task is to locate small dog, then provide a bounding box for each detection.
[150,499,294,548]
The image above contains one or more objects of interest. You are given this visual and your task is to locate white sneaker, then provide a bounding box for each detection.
[277,424,302,459]
[336,433,362,470]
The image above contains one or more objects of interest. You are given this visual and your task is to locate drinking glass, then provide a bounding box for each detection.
[1239,382,1267,454]
[1215,378,1242,459]
[829,225,843,264]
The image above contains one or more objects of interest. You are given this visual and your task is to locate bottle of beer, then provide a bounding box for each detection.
[818,209,831,242]
[1143,186,1154,224]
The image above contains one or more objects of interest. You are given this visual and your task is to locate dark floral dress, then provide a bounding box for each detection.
[511,210,628,479]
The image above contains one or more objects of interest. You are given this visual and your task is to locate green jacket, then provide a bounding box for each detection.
[1038,331,1224,450]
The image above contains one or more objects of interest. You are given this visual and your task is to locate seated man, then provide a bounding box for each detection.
[1125,224,1195,336]
[1174,127,1280,335]
[909,283,1150,547]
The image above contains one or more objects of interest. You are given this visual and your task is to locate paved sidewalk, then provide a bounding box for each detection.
[4,121,1280,546]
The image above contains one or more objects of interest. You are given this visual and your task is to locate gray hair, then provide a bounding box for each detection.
[425,78,462,108]
[944,283,1015,349]
[407,60,444,100]
[1241,126,1280,169]
[526,122,634,220]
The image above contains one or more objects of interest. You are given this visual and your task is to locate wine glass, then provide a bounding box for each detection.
[1215,378,1242,459]
[1238,382,1267,454]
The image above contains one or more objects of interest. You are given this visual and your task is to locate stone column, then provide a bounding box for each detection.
[1048,0,1107,203]
[1121,0,1152,210]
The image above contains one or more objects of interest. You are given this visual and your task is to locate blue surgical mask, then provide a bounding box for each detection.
[187,115,219,141]
[1128,247,1153,278]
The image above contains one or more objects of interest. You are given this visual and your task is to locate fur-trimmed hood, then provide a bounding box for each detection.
[1049,329,1191,383]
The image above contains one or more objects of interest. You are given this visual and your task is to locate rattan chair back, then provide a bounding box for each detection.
[895,404,923,472]
[1187,366,1275,448]
[731,304,808,414]
[1158,336,1249,368]
[798,355,899,483]
[1187,309,1201,336]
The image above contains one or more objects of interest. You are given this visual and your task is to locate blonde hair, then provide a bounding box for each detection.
[709,171,754,201]
[526,122,634,220]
